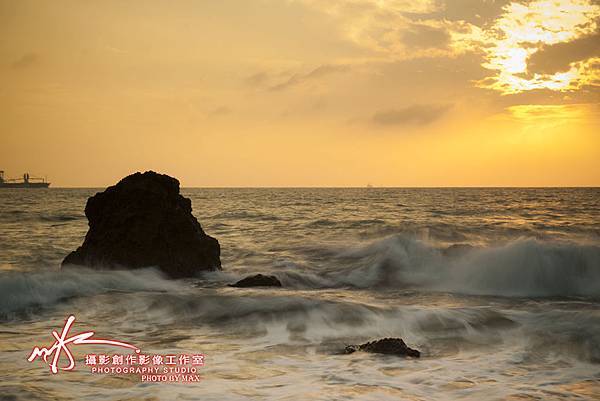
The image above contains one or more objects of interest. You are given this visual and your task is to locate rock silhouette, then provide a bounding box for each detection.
[345,338,420,358]
[62,171,221,278]
[229,274,282,288]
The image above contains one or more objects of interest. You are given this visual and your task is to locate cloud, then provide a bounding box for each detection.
[401,23,451,49]
[403,0,510,25]
[527,32,600,74]
[371,104,452,126]
[507,103,596,121]
[294,0,599,96]
[244,65,351,92]
[476,0,600,94]
[269,64,351,91]
[11,53,39,69]
[209,106,232,116]
[294,0,486,61]
[245,72,270,87]
[504,103,599,131]
[294,0,441,57]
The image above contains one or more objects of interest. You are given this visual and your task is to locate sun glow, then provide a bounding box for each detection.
[479,0,600,94]
[507,104,592,122]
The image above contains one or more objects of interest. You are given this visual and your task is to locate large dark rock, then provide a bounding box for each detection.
[345,338,420,358]
[229,274,282,288]
[62,171,221,278]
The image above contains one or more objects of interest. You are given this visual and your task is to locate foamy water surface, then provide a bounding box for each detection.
[1,188,599,400]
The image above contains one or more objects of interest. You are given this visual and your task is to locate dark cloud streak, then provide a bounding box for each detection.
[371,104,452,126]
[269,64,351,91]
[11,52,39,69]
[527,33,600,74]
[401,24,451,50]
[402,0,510,25]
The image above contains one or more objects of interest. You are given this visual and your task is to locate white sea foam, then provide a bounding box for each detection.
[0,268,178,318]
[301,235,598,297]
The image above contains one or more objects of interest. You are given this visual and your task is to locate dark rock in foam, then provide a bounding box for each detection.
[62,171,221,278]
[345,338,420,358]
[229,274,282,288]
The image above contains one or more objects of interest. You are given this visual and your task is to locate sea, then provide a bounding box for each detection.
[1,187,599,400]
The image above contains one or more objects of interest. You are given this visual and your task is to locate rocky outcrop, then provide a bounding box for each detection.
[229,274,282,288]
[345,338,420,358]
[62,171,221,278]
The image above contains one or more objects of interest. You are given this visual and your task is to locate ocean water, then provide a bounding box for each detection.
[1,188,599,400]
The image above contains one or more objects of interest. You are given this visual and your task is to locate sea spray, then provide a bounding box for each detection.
[0,268,178,319]
[270,235,600,297]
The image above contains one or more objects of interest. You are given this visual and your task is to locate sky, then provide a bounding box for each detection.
[1,0,599,187]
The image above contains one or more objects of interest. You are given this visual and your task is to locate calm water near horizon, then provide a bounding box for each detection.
[1,187,599,400]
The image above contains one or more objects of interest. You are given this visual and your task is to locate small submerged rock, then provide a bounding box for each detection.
[345,338,420,358]
[62,171,221,278]
[229,274,282,288]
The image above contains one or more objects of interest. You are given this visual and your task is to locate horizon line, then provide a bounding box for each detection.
[42,185,600,189]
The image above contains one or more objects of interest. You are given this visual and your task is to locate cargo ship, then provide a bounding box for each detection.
[0,171,50,188]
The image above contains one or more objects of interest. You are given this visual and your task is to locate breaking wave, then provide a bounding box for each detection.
[0,268,179,320]
[320,235,600,297]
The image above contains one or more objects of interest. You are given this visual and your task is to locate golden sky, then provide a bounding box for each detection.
[1,0,599,187]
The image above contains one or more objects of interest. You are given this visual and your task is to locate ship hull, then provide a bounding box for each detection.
[0,182,50,188]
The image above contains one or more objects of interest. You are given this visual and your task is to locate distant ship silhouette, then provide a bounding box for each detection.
[0,171,50,188]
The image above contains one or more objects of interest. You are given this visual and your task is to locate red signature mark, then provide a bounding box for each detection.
[27,315,139,374]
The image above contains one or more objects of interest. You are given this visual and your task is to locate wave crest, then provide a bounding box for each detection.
[0,268,178,320]
[328,236,600,297]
